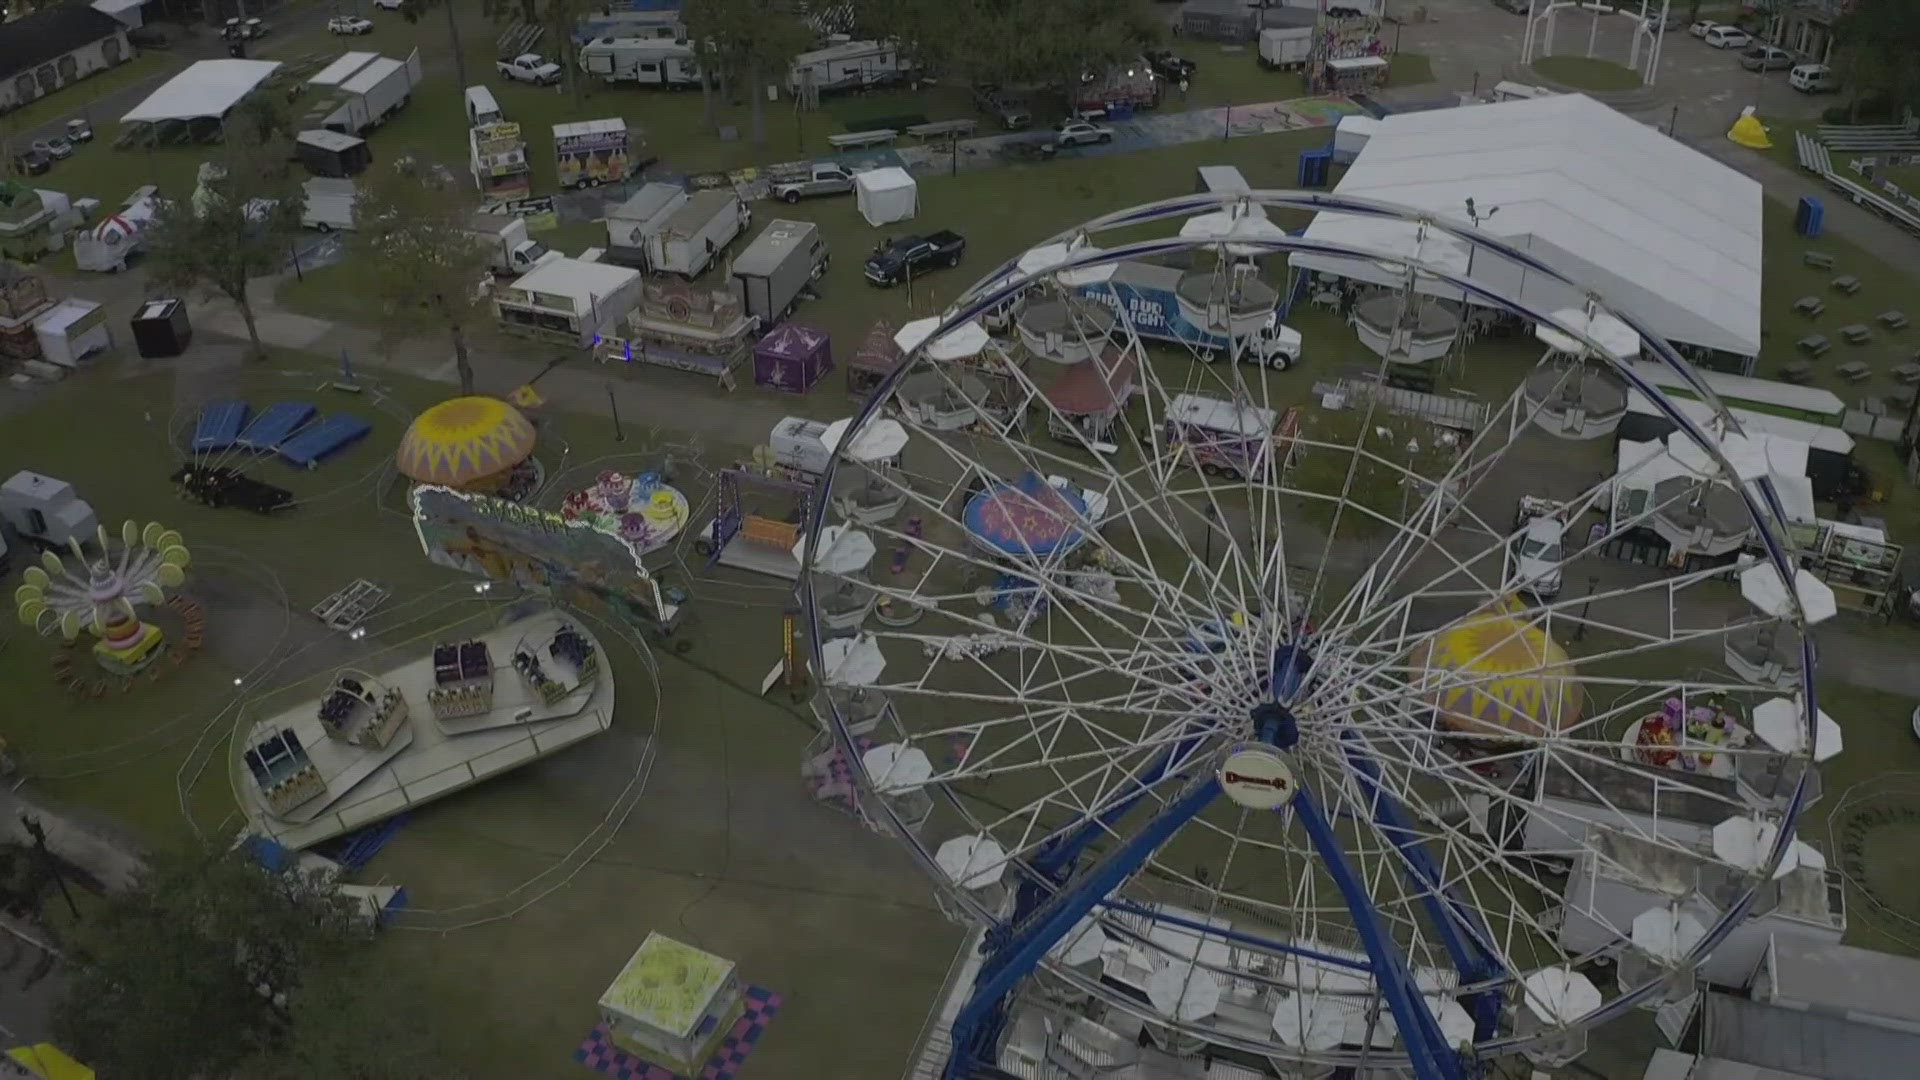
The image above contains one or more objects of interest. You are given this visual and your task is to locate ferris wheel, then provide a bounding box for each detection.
[799,191,1834,1078]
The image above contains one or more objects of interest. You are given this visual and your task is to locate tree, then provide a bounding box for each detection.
[1833,0,1920,121]
[144,119,302,360]
[51,846,368,1079]
[241,954,457,1080]
[349,159,493,395]
[684,0,813,148]
[851,0,1157,111]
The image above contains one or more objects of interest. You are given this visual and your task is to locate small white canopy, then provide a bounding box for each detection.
[1751,696,1843,762]
[934,835,1007,889]
[819,633,885,686]
[793,524,876,576]
[820,416,909,463]
[895,317,989,361]
[1739,562,1837,625]
[1536,307,1640,359]
[1270,992,1344,1051]
[861,742,932,793]
[854,167,918,228]
[1146,961,1220,1021]
[122,60,282,124]
[1181,203,1289,258]
[1630,907,1706,963]
[1050,916,1108,966]
[1521,966,1601,1024]
[1712,816,1803,878]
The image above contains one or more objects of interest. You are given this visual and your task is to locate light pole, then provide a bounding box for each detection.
[1463,197,1499,302]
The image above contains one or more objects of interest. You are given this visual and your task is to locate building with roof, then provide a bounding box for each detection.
[0,3,132,113]
[1289,93,1764,365]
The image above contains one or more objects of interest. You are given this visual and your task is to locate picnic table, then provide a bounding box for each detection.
[905,119,978,140]
[1841,324,1872,345]
[827,128,899,150]
[1833,274,1863,294]
[1794,296,1825,317]
[1804,251,1835,269]
[1780,361,1814,384]
[1882,310,1910,329]
[1798,334,1831,357]
[1895,362,1920,384]
[1837,360,1872,382]
[1893,386,1919,409]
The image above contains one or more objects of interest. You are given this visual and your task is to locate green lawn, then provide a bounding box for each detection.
[1389,51,1435,87]
[1532,55,1643,92]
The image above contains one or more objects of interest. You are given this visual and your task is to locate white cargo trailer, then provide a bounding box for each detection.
[308,49,423,135]
[603,182,687,268]
[731,219,828,324]
[643,189,748,278]
[300,178,357,232]
[1258,27,1312,70]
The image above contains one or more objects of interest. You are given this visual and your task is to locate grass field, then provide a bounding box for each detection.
[1532,55,1643,92]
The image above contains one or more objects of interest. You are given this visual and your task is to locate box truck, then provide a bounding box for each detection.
[641,189,749,277]
[467,212,559,277]
[1075,261,1300,369]
[731,219,829,324]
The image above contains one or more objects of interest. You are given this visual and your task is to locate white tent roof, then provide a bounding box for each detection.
[1290,95,1763,357]
[122,60,282,124]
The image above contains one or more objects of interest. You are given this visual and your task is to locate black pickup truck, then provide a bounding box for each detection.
[863,230,966,288]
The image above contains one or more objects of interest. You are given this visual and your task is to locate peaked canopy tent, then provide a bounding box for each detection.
[1288,94,1764,364]
[121,59,283,124]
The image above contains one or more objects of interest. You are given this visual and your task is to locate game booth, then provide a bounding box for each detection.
[1043,346,1136,448]
[753,322,832,394]
[847,319,898,400]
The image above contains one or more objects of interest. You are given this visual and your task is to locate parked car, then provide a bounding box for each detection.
[1739,45,1794,71]
[221,16,268,40]
[1688,19,1717,37]
[12,149,50,176]
[1703,25,1751,49]
[373,0,405,9]
[1143,49,1195,81]
[328,14,373,34]
[41,137,72,160]
[973,84,1032,130]
[65,118,93,143]
[863,230,966,287]
[1510,514,1566,598]
[1789,63,1839,93]
[1493,0,1528,12]
[1054,119,1114,148]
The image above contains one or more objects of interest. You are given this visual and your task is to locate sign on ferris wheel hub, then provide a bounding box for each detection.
[1219,745,1296,810]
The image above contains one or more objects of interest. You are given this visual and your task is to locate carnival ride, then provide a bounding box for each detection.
[796,191,1833,1077]
[13,520,190,675]
[395,395,541,499]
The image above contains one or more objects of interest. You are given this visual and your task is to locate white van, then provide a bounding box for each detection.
[1789,63,1838,93]
[1702,25,1751,49]
[463,85,502,126]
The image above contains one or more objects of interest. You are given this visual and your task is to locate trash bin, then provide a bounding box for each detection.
[131,298,191,358]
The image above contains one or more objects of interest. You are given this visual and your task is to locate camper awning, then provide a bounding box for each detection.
[121,60,282,123]
[1289,94,1763,357]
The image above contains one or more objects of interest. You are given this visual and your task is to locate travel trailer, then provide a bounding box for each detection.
[578,37,701,87]
[786,39,915,95]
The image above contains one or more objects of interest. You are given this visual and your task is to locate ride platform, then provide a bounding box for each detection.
[238,609,615,851]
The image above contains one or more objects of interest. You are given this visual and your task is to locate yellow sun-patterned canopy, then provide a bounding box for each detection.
[1408,601,1580,741]
[395,396,536,488]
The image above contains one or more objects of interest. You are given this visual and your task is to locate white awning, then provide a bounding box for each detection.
[1290,94,1763,357]
[121,60,282,124]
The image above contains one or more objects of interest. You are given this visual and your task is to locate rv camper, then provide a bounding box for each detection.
[578,37,702,87]
[786,39,915,94]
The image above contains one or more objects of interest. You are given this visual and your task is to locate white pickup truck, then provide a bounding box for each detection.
[496,53,562,86]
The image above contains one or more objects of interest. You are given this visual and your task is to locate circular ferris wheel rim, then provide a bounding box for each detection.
[800,188,1819,1059]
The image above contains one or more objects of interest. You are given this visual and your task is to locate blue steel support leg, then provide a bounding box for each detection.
[1290,788,1466,1080]
[944,776,1222,1080]
[1341,732,1505,1041]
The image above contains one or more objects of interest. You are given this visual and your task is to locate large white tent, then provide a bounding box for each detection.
[121,60,282,124]
[1290,94,1763,359]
